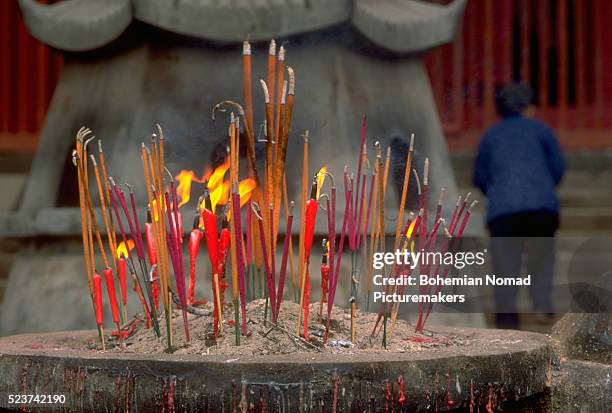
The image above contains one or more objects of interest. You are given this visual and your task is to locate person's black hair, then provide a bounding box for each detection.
[495,82,533,117]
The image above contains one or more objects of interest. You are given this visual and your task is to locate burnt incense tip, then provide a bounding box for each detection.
[124,182,133,193]
[243,40,251,55]
[84,135,96,151]
[156,124,164,140]
[409,133,415,151]
[89,154,97,167]
[412,169,421,195]
[418,208,424,217]
[287,67,295,95]
[423,158,429,186]
[468,200,479,212]
[281,80,288,104]
[289,200,295,215]
[278,45,285,61]
[269,39,276,55]
[98,140,103,153]
[464,192,472,203]
[71,150,79,166]
[443,227,452,238]
[407,211,415,221]
[386,146,391,158]
[259,80,270,103]
[456,195,462,207]
[108,176,116,187]
[438,188,446,205]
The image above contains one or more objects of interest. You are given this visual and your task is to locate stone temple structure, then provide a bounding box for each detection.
[1,0,472,335]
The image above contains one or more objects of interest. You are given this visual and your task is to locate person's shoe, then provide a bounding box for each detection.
[495,313,519,329]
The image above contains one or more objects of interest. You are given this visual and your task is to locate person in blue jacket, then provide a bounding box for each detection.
[473,82,565,329]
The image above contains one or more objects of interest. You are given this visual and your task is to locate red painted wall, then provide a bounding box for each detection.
[0,0,62,152]
[0,0,610,153]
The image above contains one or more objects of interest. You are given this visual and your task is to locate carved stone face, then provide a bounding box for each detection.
[19,0,466,53]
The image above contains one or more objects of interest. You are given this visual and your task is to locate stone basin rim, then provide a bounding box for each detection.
[0,327,551,365]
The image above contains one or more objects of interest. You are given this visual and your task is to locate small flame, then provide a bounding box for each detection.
[116,239,135,259]
[150,195,166,222]
[238,178,257,207]
[210,181,230,213]
[316,166,328,199]
[177,156,256,214]
[403,219,418,252]
[208,159,230,192]
[175,170,195,207]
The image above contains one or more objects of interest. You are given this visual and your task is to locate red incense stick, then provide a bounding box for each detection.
[93,272,105,350]
[274,201,294,322]
[164,191,190,341]
[231,192,248,334]
[103,267,121,334]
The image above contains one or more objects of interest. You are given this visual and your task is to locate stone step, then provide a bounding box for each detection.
[457,186,612,208]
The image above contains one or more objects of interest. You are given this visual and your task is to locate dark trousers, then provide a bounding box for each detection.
[488,210,559,327]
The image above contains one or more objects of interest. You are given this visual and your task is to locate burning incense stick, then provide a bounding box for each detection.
[296,178,318,338]
[394,134,414,249]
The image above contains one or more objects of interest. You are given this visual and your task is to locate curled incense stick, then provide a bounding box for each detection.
[212,100,261,190]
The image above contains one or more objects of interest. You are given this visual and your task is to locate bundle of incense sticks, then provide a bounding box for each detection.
[74,40,476,351]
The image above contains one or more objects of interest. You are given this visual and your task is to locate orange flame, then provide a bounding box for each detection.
[177,157,256,214]
[316,166,328,199]
[175,170,195,207]
[150,195,166,222]
[210,181,230,213]
[238,178,257,207]
[116,239,135,259]
[208,159,230,191]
